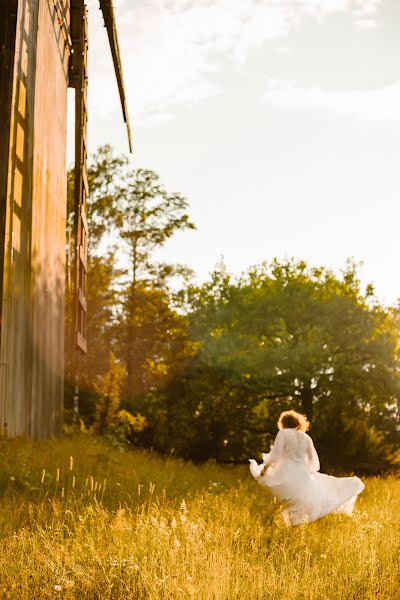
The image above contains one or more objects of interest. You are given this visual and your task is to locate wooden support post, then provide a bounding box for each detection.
[69,0,88,418]
[0,1,19,344]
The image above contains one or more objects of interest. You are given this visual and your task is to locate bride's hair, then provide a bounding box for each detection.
[278,410,309,432]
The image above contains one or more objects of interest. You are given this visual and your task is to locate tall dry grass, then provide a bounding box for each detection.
[0,435,398,599]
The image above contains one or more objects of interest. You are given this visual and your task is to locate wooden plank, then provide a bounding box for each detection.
[70,0,88,359]
[79,245,87,272]
[99,0,132,152]
[0,0,18,351]
[30,0,70,438]
[78,288,87,312]
[0,0,17,438]
[80,202,88,233]
[82,166,89,198]
[0,0,70,438]
[76,331,87,353]
[0,0,40,438]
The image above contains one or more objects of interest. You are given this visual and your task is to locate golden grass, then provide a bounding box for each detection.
[0,435,398,599]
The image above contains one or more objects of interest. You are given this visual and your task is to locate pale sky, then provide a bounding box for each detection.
[68,0,400,305]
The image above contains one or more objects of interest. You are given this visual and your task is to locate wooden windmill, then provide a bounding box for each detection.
[0,0,131,438]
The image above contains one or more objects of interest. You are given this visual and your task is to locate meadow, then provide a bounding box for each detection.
[0,435,399,599]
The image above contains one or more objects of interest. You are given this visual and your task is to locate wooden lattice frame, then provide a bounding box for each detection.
[69,0,88,356]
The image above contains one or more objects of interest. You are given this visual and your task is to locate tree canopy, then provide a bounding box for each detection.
[65,147,400,472]
[163,260,400,467]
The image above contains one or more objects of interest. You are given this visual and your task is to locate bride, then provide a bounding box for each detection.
[249,410,365,526]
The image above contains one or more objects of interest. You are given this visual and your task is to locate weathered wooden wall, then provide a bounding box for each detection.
[0,1,18,331]
[0,0,70,438]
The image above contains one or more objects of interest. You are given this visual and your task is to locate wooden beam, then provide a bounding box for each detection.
[98,0,132,153]
[0,1,19,342]
[69,0,88,356]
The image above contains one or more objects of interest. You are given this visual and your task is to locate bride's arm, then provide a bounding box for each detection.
[260,430,285,473]
[250,430,285,479]
[306,435,320,472]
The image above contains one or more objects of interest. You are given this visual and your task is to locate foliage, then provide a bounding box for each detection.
[65,147,400,469]
[64,253,121,425]
[0,436,399,599]
[94,351,126,433]
[152,259,400,466]
[65,146,195,434]
[113,165,195,401]
[93,352,146,440]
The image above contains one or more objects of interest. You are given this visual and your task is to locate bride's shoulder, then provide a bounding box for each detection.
[278,428,296,438]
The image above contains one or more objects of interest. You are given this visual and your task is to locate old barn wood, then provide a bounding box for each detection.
[0,0,131,438]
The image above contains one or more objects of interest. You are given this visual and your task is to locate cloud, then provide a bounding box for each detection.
[264,79,400,122]
[87,0,385,125]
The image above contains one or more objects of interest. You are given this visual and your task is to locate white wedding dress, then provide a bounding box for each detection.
[249,428,365,526]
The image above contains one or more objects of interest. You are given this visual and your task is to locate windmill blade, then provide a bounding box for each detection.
[99,0,132,153]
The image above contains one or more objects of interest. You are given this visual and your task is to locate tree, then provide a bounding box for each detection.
[94,351,146,439]
[160,259,400,467]
[65,146,196,430]
[94,352,126,433]
[114,168,195,401]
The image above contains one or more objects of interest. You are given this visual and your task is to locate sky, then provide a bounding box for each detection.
[68,0,400,305]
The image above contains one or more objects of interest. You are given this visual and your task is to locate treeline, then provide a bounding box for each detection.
[65,146,400,472]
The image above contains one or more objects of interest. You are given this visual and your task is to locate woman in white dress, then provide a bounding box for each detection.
[249,410,365,526]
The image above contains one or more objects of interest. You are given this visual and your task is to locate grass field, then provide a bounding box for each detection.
[0,435,399,599]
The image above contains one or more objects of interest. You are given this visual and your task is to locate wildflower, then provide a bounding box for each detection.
[173,538,181,549]
[320,554,327,559]
[171,517,177,529]
[109,557,119,568]
[9,476,15,481]
[64,580,75,589]
[54,584,62,592]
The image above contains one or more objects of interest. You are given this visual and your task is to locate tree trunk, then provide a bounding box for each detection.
[300,381,314,421]
[126,245,138,401]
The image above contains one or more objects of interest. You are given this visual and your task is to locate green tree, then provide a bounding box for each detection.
[114,168,195,401]
[161,259,400,467]
[94,352,126,433]
[94,351,146,439]
[65,146,196,430]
